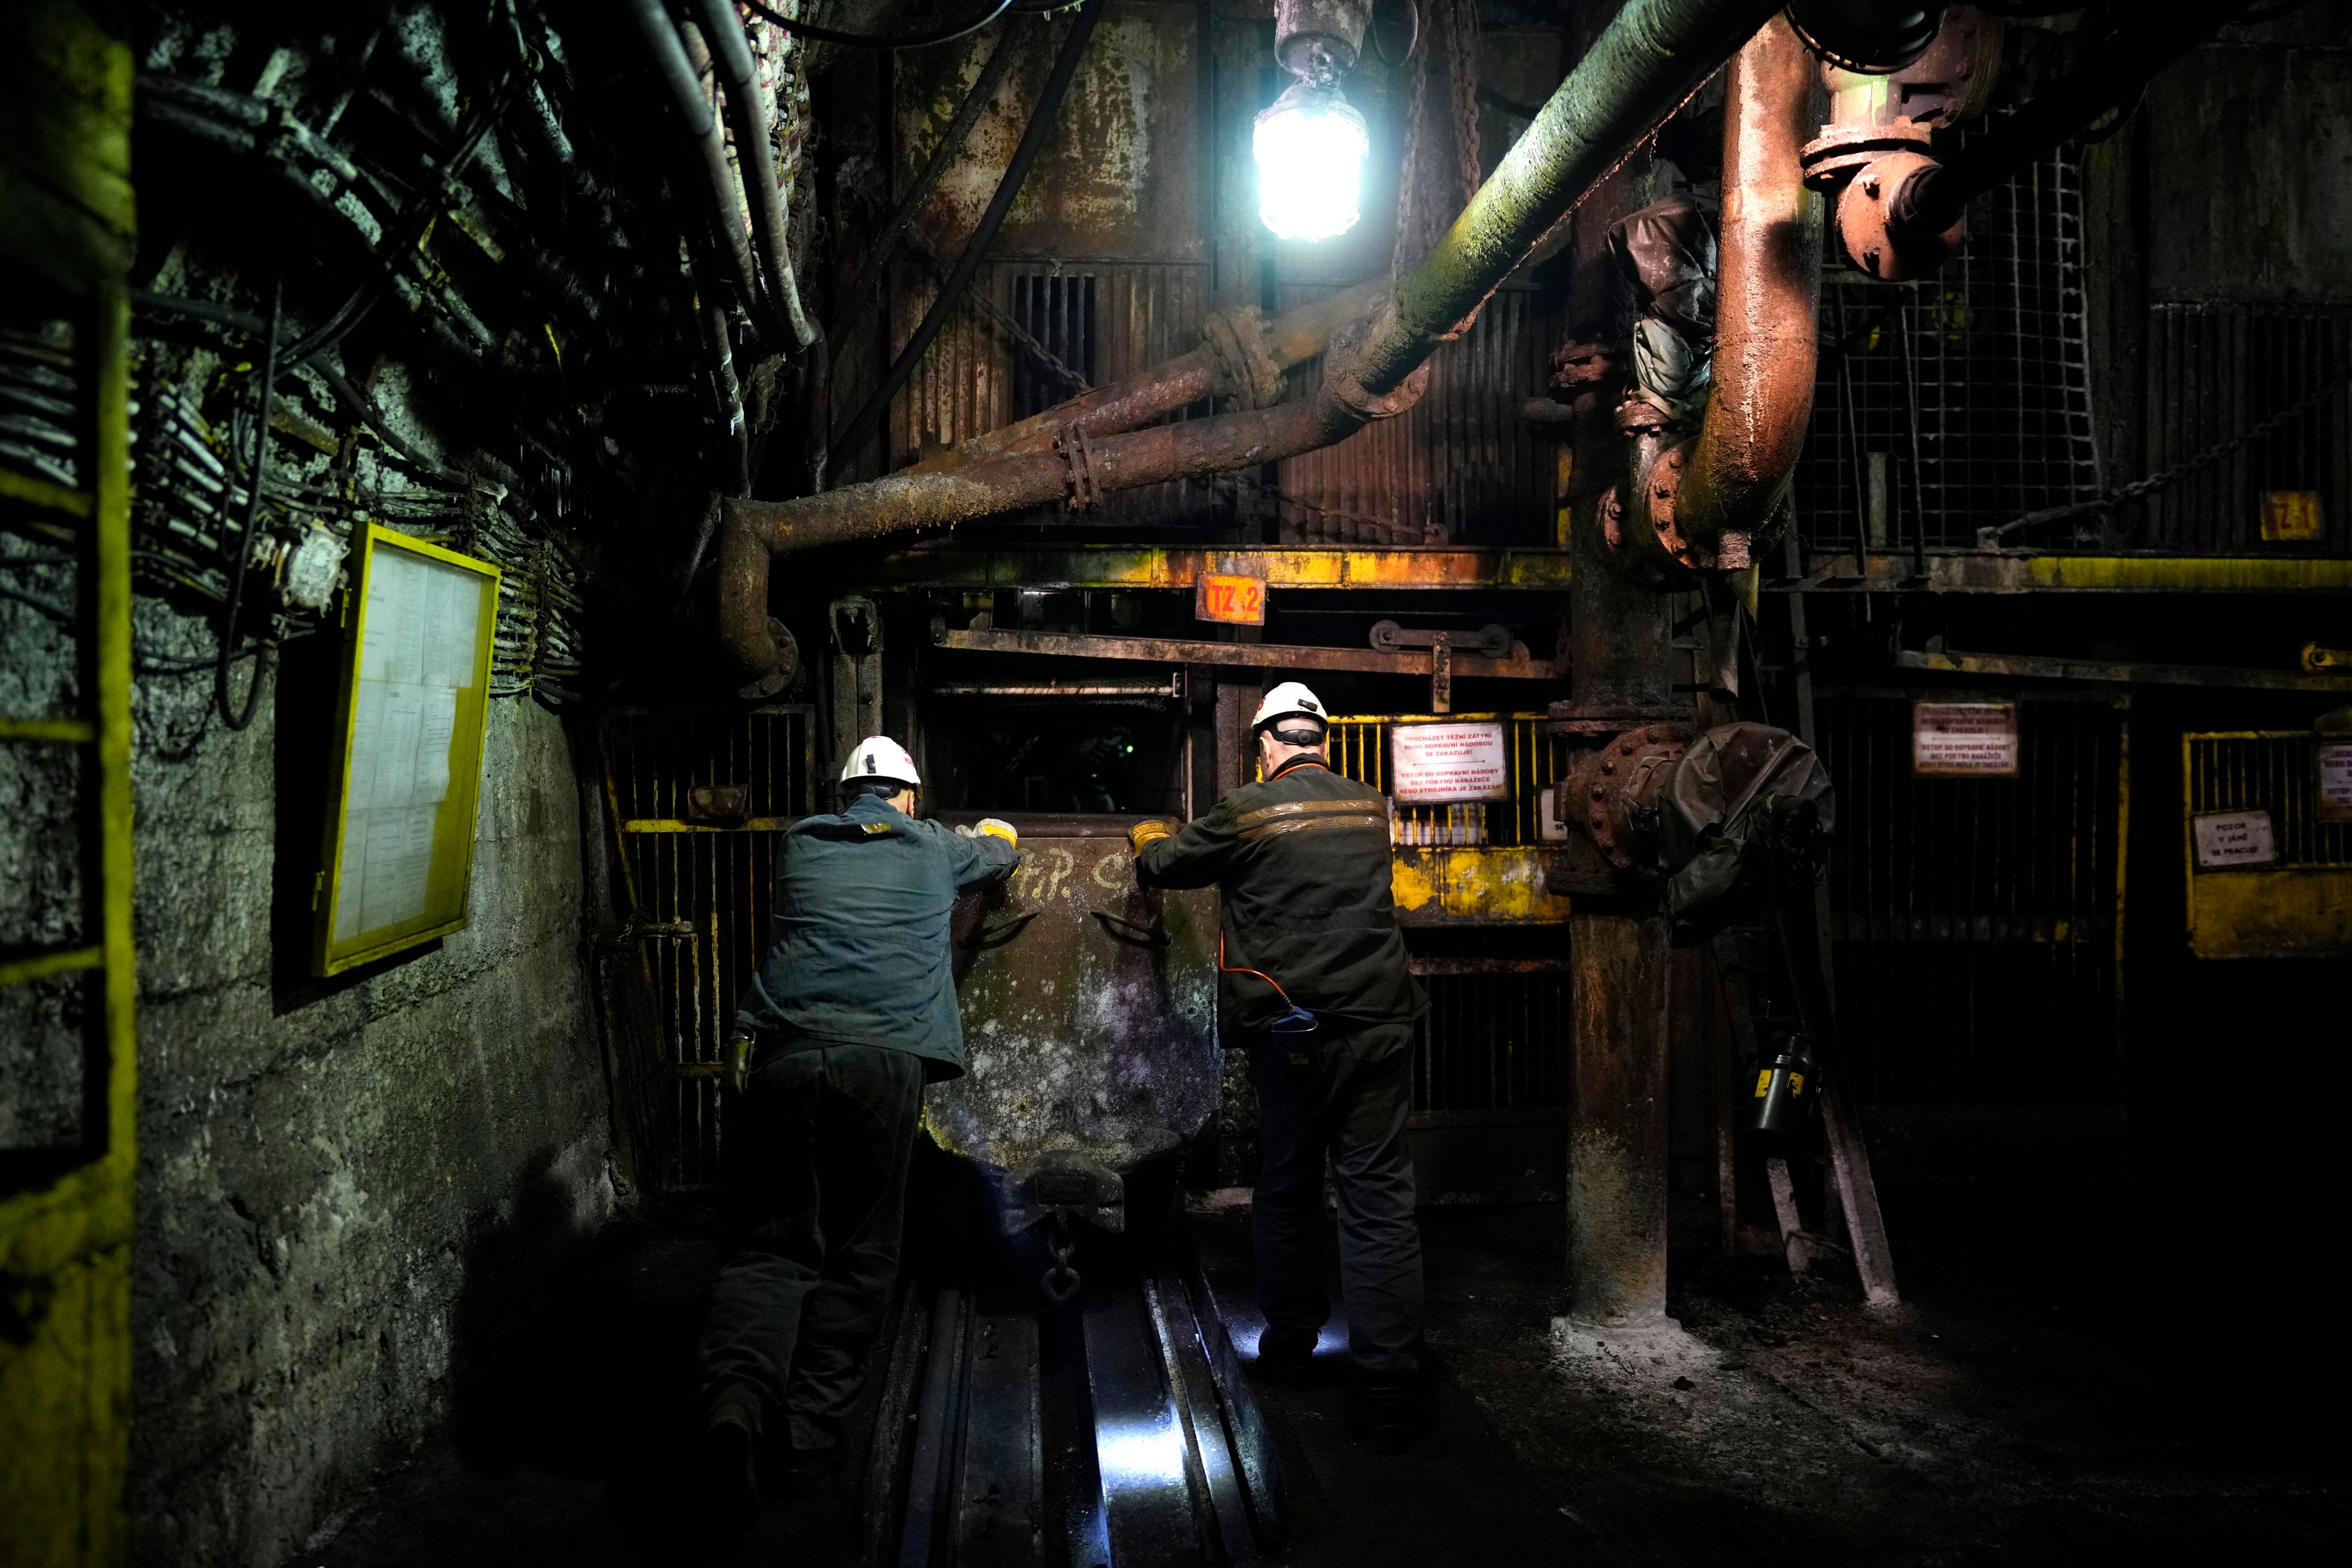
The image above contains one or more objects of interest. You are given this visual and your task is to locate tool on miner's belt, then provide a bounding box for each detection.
[1219,932,1319,1042]
[725,1030,755,1096]
[1752,1030,1818,1135]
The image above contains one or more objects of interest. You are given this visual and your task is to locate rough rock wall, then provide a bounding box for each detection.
[114,606,611,1567]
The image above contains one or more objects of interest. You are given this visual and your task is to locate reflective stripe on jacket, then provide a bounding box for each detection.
[1135,756,1424,1031]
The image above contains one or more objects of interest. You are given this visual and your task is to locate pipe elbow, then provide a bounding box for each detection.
[715,499,796,698]
[1667,13,1825,560]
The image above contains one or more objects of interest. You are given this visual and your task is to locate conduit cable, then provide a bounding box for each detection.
[216,274,284,731]
[829,0,1103,469]
[741,0,1014,51]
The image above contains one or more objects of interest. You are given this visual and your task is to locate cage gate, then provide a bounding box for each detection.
[601,706,816,1190]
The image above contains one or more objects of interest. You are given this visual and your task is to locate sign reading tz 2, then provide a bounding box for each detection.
[1194,571,1267,626]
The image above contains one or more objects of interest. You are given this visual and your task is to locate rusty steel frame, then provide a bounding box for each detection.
[1772,552,2352,594]
[932,625,1558,681]
[1894,647,2352,693]
[717,0,1786,692]
[861,543,1574,591]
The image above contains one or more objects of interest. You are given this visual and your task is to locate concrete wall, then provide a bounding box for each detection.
[110,605,611,1567]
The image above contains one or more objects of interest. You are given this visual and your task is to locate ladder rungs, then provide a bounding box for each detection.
[0,718,97,744]
[0,945,104,989]
[0,468,94,519]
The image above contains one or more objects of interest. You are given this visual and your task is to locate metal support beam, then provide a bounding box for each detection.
[1894,647,2352,693]
[864,545,1575,592]
[1567,912,1672,1324]
[932,625,1561,681]
[1769,552,2352,594]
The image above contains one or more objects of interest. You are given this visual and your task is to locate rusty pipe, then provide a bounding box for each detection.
[907,279,1390,474]
[1663,15,1825,564]
[718,0,1785,690]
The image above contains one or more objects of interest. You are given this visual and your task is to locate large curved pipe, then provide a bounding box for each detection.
[695,0,821,348]
[1662,13,1825,565]
[907,277,1390,475]
[718,0,1785,692]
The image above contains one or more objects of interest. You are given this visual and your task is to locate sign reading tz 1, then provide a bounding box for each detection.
[1194,571,1267,626]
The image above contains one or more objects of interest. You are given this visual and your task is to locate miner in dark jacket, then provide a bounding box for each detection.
[699,736,1017,1529]
[1130,682,1428,1451]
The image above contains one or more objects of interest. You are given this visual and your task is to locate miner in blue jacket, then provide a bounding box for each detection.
[698,736,1017,1527]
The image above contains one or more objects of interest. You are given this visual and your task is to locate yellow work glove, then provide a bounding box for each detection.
[976,817,1018,848]
[1128,820,1174,857]
[726,1033,755,1097]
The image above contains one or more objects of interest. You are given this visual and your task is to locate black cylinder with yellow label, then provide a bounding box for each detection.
[1752,1032,1819,1135]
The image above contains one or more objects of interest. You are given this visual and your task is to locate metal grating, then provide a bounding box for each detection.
[1814,695,2125,1106]
[2184,731,2352,869]
[1009,273,1096,419]
[2141,305,2352,554]
[895,258,1213,526]
[1274,284,1558,546]
[1324,713,1566,846]
[1411,967,1570,1114]
[601,706,816,1190]
[1798,139,2103,554]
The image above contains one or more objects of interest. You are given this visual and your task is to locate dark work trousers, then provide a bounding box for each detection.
[1248,1018,1423,1375]
[697,1042,925,1452]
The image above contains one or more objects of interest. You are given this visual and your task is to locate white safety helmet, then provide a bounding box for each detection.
[839,735,921,791]
[1251,681,1329,734]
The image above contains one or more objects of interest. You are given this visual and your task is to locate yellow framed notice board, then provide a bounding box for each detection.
[314,524,500,974]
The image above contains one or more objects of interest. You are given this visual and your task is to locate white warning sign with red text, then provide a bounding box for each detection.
[1912,701,2021,777]
[1390,721,1511,805]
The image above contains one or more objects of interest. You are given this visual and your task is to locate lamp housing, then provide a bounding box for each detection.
[1253,79,1371,242]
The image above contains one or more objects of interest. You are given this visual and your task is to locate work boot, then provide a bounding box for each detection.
[701,1398,760,1538]
[1348,1370,1420,1454]
[1247,1324,1319,1389]
[772,1441,844,1499]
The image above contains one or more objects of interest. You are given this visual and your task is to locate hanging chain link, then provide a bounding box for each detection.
[1039,1213,1082,1305]
[1389,6,1428,284]
[1986,360,2352,544]
[1443,0,1483,207]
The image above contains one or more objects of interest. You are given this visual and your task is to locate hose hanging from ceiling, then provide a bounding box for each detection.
[694,0,823,347]
[828,0,1104,472]
[741,0,1014,50]
[215,275,284,731]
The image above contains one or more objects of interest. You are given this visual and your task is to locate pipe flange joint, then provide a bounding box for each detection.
[1055,426,1102,512]
[1799,117,1932,192]
[1837,149,1963,282]
[1200,305,1284,411]
[737,618,798,701]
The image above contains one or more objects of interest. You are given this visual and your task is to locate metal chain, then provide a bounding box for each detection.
[1986,360,2352,543]
[902,227,1091,396]
[1443,0,1483,205]
[1389,9,1428,284]
[1039,1215,1082,1304]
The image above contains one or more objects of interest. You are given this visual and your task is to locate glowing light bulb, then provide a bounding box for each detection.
[1253,81,1370,243]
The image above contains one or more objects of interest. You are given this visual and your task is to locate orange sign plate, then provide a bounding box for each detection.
[2261,491,2324,542]
[1194,571,1267,625]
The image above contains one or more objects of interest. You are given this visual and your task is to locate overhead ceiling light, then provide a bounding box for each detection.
[1254,80,1371,243]
[1254,0,1373,242]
